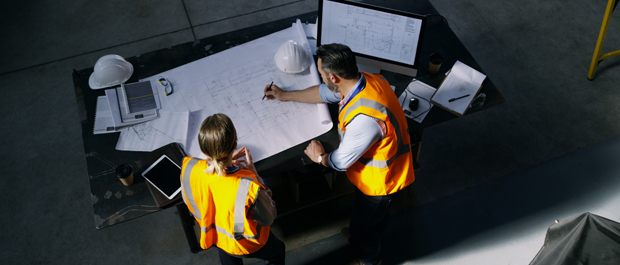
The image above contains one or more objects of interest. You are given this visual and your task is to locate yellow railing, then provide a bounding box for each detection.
[588,0,620,80]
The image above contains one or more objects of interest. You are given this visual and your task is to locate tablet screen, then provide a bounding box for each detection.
[142,155,182,199]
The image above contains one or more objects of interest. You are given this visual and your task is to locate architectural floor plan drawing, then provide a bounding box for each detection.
[130,20,332,162]
[182,54,318,141]
[320,1,423,65]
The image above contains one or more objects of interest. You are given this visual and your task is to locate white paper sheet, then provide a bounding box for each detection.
[116,110,189,152]
[138,20,332,161]
[301,22,317,39]
[94,96,119,134]
[299,21,318,55]
[398,80,436,123]
[431,60,486,116]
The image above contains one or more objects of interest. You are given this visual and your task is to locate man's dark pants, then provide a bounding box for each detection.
[350,187,404,265]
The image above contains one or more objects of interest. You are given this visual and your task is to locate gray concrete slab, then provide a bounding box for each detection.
[191,0,318,39]
[185,0,310,25]
[0,0,191,75]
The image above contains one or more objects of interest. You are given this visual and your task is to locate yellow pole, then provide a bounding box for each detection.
[588,0,618,80]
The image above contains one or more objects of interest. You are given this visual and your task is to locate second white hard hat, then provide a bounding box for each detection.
[274,40,310,74]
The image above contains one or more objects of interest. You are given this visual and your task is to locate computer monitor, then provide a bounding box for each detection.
[317,0,426,77]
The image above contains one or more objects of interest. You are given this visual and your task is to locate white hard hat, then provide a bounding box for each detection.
[274,40,310,74]
[88,54,134,89]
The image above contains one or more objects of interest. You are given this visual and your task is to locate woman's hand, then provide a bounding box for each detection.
[232,146,258,176]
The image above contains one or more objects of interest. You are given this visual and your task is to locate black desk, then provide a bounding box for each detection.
[73,1,503,254]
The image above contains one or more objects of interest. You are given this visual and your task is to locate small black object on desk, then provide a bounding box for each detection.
[409,98,419,111]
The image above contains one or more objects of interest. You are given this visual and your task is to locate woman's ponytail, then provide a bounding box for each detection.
[198,114,238,176]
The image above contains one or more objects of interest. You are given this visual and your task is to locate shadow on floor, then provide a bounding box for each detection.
[272,136,620,265]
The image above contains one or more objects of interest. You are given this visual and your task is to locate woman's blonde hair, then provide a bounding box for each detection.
[198,113,237,176]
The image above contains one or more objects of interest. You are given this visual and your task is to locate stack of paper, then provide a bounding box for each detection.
[105,80,161,129]
[93,80,162,134]
[431,60,486,116]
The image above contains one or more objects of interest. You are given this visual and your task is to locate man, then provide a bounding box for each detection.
[264,43,415,265]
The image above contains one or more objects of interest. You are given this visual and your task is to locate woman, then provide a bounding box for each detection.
[180,113,284,264]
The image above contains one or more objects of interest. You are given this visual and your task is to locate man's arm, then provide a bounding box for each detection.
[264,84,324,103]
[305,115,384,170]
[247,187,277,226]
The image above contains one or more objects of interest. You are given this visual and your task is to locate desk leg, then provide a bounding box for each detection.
[411,129,423,171]
[412,141,422,171]
[176,204,201,253]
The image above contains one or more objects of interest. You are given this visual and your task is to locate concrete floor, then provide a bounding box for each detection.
[1,0,619,264]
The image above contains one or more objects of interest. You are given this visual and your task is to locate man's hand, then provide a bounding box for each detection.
[264,84,287,101]
[264,84,325,103]
[304,140,326,164]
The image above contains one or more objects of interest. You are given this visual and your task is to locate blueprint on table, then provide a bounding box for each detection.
[118,20,332,162]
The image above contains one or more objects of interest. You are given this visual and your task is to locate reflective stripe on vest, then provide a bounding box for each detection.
[342,97,410,168]
[233,177,257,240]
[182,158,202,220]
[197,222,262,241]
[182,161,261,241]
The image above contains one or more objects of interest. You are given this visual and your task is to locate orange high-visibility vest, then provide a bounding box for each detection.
[338,72,415,196]
[180,157,270,255]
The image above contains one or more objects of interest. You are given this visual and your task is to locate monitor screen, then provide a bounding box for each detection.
[318,0,426,76]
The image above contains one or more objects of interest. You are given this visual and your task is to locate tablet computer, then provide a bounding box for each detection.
[141,155,182,200]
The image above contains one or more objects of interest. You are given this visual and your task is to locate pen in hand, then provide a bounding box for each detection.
[449,94,470,102]
[262,81,274,100]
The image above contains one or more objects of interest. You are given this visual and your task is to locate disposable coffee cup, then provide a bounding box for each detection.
[429,53,443,74]
[116,164,134,186]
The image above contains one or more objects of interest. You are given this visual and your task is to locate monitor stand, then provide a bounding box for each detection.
[357,63,381,75]
[356,56,417,77]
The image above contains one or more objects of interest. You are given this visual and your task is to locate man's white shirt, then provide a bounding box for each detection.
[318,78,385,171]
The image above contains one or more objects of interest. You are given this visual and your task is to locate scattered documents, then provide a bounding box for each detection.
[116,110,189,152]
[431,60,486,116]
[398,80,436,123]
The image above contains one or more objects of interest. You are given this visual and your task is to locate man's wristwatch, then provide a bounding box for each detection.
[317,153,326,164]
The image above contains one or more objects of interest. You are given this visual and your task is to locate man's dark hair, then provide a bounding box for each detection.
[316,43,359,80]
